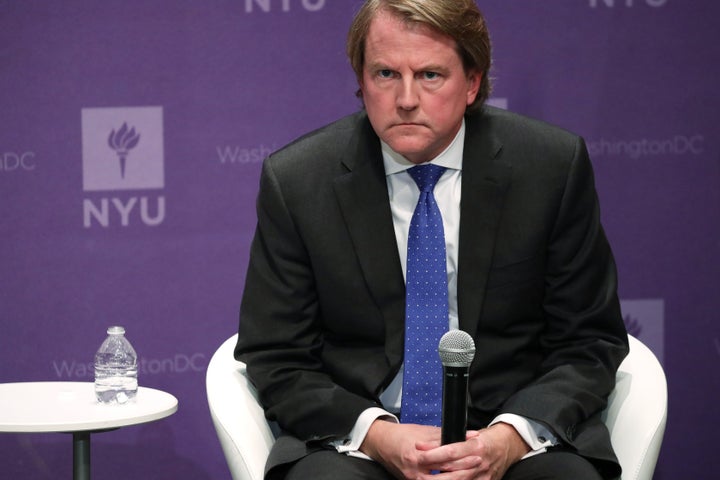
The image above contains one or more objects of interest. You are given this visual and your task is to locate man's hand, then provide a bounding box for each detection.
[360,420,530,480]
[359,420,442,479]
[417,422,531,479]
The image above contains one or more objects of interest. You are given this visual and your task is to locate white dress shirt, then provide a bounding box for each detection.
[333,120,557,460]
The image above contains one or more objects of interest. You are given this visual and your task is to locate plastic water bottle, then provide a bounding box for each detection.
[94,326,138,404]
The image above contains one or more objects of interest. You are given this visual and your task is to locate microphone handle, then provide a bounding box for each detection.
[441,365,470,445]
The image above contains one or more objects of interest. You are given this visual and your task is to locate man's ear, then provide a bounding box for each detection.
[466,71,482,106]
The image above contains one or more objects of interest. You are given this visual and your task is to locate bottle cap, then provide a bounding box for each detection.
[107,326,126,335]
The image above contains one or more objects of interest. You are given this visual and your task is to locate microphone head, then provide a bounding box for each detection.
[438,330,476,367]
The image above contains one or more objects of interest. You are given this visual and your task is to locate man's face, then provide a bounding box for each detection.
[360,11,481,164]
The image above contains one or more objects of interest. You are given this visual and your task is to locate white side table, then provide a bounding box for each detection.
[0,382,178,480]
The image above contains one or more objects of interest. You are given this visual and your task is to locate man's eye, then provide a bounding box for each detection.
[378,69,394,78]
[423,72,440,80]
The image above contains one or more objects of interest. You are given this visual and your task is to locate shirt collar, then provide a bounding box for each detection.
[382,119,465,176]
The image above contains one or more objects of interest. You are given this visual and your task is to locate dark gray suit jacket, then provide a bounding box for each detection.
[235,106,628,479]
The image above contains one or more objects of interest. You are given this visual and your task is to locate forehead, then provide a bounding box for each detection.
[364,10,462,67]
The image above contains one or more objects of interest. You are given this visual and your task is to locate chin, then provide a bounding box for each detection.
[386,139,432,161]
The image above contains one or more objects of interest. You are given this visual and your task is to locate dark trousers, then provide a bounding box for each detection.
[273,448,609,480]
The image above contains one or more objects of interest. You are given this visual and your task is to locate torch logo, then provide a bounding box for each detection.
[82,106,165,228]
[108,123,141,178]
[81,106,163,192]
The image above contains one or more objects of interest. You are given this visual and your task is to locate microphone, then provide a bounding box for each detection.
[438,329,476,445]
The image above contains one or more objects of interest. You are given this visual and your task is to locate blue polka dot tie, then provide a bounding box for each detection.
[401,164,449,426]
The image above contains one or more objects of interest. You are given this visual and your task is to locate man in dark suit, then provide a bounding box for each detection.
[235,1,628,479]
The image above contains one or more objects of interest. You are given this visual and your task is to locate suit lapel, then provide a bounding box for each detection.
[330,111,512,364]
[458,112,512,336]
[332,118,406,368]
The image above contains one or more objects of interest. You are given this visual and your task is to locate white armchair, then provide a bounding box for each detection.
[207,334,667,480]
[601,334,667,480]
[206,334,274,480]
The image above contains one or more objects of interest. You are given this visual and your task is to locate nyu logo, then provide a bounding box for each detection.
[82,107,163,191]
[620,298,665,364]
[486,97,508,110]
[244,0,325,13]
[589,0,668,7]
[81,107,165,228]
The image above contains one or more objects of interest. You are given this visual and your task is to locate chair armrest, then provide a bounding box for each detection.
[207,334,275,480]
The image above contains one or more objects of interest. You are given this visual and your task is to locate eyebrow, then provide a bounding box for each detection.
[365,61,450,74]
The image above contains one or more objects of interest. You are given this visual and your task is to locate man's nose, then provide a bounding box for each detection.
[396,78,419,110]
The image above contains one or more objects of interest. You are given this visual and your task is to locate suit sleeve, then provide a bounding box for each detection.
[234,159,377,443]
[500,137,629,445]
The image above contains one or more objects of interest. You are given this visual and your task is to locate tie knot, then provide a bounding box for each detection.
[408,164,447,193]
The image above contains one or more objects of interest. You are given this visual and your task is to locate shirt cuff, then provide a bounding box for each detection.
[490,414,559,460]
[329,407,399,460]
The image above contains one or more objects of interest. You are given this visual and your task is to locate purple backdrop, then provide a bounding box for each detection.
[1,1,718,478]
